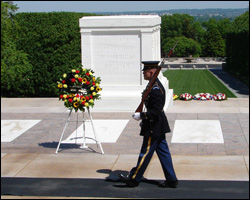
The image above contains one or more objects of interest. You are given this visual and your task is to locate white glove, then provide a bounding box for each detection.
[132,113,141,121]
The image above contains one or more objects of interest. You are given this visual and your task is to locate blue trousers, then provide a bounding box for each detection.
[129,136,177,182]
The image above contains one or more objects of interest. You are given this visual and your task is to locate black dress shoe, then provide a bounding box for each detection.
[118,174,139,187]
[158,180,179,188]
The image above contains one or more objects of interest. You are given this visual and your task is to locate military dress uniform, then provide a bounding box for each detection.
[119,61,178,188]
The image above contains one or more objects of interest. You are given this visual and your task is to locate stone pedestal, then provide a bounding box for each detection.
[79,15,173,112]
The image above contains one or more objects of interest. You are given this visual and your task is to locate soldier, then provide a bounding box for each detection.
[118,61,178,188]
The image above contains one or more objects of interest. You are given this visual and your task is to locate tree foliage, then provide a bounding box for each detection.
[1,1,34,97]
[161,13,206,57]
[203,28,225,57]
[14,12,96,97]
[162,36,201,57]
[161,14,235,57]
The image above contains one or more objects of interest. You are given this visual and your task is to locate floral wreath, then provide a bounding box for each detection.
[193,93,213,100]
[213,93,226,101]
[179,93,193,101]
[177,92,227,101]
[57,65,102,112]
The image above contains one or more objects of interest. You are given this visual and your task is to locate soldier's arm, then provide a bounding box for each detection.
[140,87,164,121]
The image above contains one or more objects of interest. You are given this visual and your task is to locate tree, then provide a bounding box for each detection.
[202,18,218,31]
[217,18,232,39]
[1,1,34,97]
[161,13,205,41]
[161,14,205,56]
[203,28,225,57]
[162,36,202,57]
[231,11,249,33]
[14,12,92,96]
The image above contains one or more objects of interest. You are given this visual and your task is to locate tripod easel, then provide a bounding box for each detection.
[55,108,104,154]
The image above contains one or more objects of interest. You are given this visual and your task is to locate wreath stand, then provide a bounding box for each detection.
[55,108,104,154]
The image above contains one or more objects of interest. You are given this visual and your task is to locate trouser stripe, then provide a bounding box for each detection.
[132,137,152,179]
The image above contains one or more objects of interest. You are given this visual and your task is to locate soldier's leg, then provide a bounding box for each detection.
[156,139,178,181]
[129,136,158,182]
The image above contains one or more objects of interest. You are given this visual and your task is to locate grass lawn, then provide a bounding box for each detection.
[163,69,237,98]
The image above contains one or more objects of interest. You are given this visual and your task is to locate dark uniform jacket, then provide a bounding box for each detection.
[139,78,171,138]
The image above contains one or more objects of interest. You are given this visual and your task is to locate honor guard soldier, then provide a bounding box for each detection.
[119,61,178,188]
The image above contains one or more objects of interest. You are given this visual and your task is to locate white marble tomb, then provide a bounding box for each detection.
[79,15,173,112]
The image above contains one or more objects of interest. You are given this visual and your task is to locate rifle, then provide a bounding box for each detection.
[135,41,178,113]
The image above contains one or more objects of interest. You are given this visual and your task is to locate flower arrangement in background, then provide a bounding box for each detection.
[57,65,102,112]
[177,92,227,101]
[193,93,213,100]
[179,93,193,101]
[213,93,226,101]
[173,94,179,100]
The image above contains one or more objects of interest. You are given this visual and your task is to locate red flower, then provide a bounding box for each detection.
[69,98,73,103]
[71,78,76,83]
[62,80,66,84]
[85,96,90,101]
[78,77,82,82]
[89,95,93,99]
[92,82,96,86]
[60,95,63,99]
[86,72,90,76]
[81,101,86,105]
[86,81,90,85]
[76,94,80,98]
[76,70,80,74]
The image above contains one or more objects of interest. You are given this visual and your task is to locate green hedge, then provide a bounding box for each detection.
[14,12,96,97]
[225,11,249,85]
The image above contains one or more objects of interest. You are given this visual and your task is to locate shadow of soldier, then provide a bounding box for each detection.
[96,169,160,187]
[97,169,128,182]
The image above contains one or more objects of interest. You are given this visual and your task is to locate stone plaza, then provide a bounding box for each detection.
[1,15,249,199]
[1,95,249,198]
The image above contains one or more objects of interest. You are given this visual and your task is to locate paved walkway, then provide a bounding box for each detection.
[209,69,249,98]
[1,97,249,199]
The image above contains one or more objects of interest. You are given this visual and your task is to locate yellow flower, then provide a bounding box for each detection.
[82,78,87,83]
[70,94,75,97]
[58,84,62,88]
[63,74,67,78]
[173,95,179,100]
[63,84,68,88]
[73,102,79,108]
[85,103,89,107]
[72,69,76,73]
[90,87,94,91]
[96,87,101,92]
[92,92,96,96]
[92,77,96,81]
[96,83,99,87]
[82,68,86,72]
[75,74,79,78]
[81,96,86,101]
[89,99,94,103]
[89,72,93,76]
[63,94,67,99]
